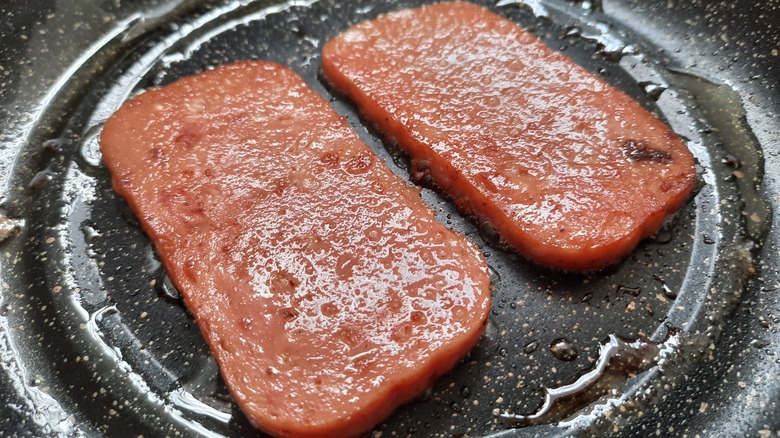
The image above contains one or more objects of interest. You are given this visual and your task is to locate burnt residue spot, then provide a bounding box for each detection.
[617,285,641,297]
[622,140,673,163]
[721,154,741,169]
[28,170,54,189]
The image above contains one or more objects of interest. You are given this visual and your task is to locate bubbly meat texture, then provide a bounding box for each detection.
[322,1,696,270]
[100,61,490,438]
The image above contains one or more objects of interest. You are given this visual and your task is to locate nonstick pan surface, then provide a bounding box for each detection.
[1,0,778,436]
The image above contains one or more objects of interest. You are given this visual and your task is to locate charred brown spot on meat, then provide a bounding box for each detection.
[280,307,300,321]
[320,151,340,166]
[270,269,300,295]
[344,153,374,174]
[149,146,164,161]
[411,159,433,185]
[622,140,673,163]
[173,124,204,149]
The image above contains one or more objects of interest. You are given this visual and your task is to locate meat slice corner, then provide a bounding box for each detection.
[321,1,696,271]
[100,60,491,438]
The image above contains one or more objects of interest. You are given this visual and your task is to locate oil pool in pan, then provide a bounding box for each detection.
[0,0,776,437]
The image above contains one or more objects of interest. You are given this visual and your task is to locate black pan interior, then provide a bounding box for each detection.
[0,0,778,436]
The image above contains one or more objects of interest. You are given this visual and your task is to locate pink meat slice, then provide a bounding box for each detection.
[100,61,491,438]
[321,1,696,271]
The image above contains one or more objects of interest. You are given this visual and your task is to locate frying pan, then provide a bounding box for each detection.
[1,0,778,436]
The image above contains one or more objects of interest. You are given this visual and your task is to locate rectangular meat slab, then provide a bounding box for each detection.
[100,61,491,438]
[322,1,697,271]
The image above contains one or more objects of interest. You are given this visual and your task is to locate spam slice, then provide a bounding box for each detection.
[100,61,491,438]
[322,1,696,271]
